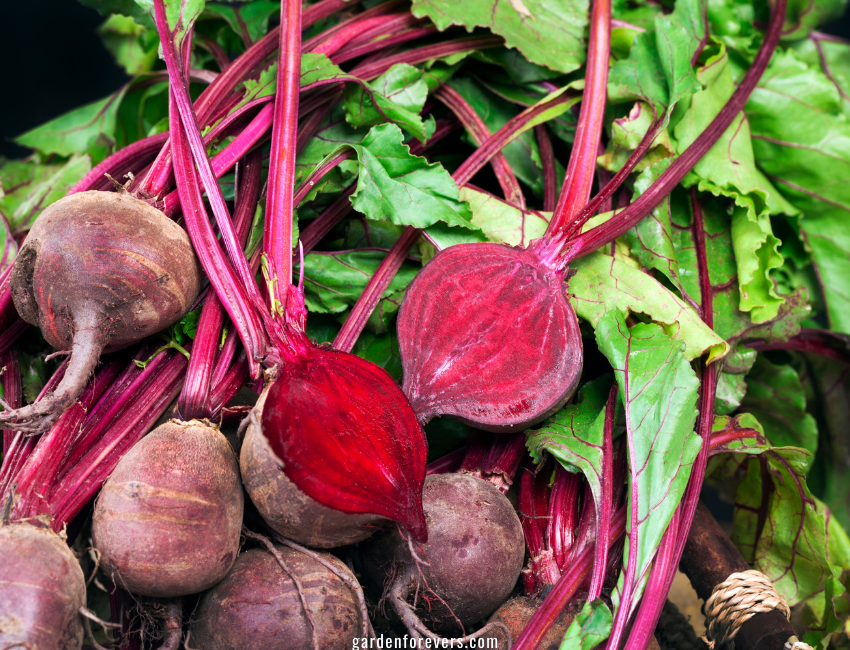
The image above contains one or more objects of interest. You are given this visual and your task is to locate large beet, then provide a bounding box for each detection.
[4,191,201,432]
[189,544,364,649]
[92,420,243,597]
[397,243,582,432]
[362,473,525,632]
[241,387,386,548]
[0,523,86,650]
[251,345,428,541]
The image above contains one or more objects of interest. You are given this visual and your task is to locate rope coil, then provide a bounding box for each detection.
[701,569,812,650]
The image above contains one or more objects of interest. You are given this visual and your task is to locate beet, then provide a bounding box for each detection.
[0,523,86,650]
[397,243,582,432]
[362,473,525,632]
[92,420,243,597]
[4,191,201,432]
[189,543,364,649]
[241,387,386,548]
[489,596,583,650]
[248,343,429,541]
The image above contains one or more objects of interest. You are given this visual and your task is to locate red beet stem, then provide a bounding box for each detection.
[588,382,617,600]
[435,85,526,208]
[426,446,468,475]
[1,349,21,454]
[69,133,170,195]
[511,506,627,650]
[264,0,303,297]
[480,433,527,492]
[566,0,787,260]
[545,0,611,237]
[548,465,582,571]
[535,125,558,212]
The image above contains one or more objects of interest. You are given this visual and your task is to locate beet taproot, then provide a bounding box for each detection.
[4,191,201,432]
[241,387,386,548]
[189,543,364,649]
[92,420,243,597]
[0,523,86,650]
[397,243,582,432]
[361,473,525,632]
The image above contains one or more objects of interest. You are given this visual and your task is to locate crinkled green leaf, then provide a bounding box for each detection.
[733,448,830,605]
[15,88,128,164]
[295,107,365,192]
[559,599,614,650]
[607,0,704,117]
[0,155,92,233]
[526,376,620,512]
[295,250,419,314]
[714,371,748,415]
[344,124,476,232]
[597,310,701,614]
[460,186,549,246]
[740,356,819,456]
[673,44,793,324]
[746,48,850,334]
[792,36,850,118]
[569,251,729,362]
[343,218,408,250]
[98,14,159,75]
[411,0,588,74]
[598,102,676,174]
[799,566,850,650]
[343,63,433,142]
[203,1,279,44]
[783,0,847,40]
[80,0,153,24]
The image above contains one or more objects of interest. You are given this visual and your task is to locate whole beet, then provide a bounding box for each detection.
[4,191,201,432]
[189,544,364,649]
[241,387,386,548]
[0,523,86,650]
[92,420,243,597]
[489,596,583,650]
[362,473,525,632]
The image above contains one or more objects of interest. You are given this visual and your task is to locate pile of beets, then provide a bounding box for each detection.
[0,0,790,646]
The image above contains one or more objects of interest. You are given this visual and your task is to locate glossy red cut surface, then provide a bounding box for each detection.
[398,243,582,432]
[262,346,429,541]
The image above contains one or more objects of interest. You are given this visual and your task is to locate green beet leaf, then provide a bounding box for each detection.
[559,599,614,650]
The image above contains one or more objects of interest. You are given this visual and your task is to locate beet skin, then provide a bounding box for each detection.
[0,523,86,650]
[189,544,364,649]
[5,190,201,432]
[92,420,243,597]
[362,473,525,632]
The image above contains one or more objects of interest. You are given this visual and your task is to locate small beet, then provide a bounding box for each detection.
[4,191,201,432]
[92,420,243,597]
[0,523,86,650]
[189,544,364,649]
[362,473,525,632]
[489,596,583,650]
[397,243,582,432]
[255,344,429,541]
[241,387,386,548]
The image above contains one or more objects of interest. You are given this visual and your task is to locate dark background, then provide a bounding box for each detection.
[3,1,850,159]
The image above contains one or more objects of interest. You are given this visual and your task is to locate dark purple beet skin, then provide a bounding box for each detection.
[361,473,525,632]
[0,523,86,650]
[189,544,364,650]
[397,243,582,432]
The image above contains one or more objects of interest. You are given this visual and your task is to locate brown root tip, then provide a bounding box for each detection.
[0,311,103,433]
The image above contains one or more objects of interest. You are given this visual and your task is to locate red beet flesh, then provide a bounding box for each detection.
[189,544,364,649]
[260,345,428,541]
[6,191,201,432]
[0,523,86,650]
[92,420,243,597]
[361,473,525,632]
[241,386,386,548]
[397,243,582,432]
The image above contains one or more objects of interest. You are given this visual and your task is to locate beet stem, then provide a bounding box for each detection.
[535,125,558,213]
[264,0,303,297]
[334,25,437,66]
[1,349,22,454]
[588,382,617,600]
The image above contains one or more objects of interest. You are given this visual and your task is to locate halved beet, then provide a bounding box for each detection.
[256,345,429,542]
[398,243,582,432]
[241,386,386,548]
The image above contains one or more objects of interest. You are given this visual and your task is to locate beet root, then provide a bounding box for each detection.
[189,543,364,650]
[241,387,386,548]
[0,523,86,650]
[362,473,525,633]
[397,243,582,432]
[5,191,201,432]
[92,420,243,597]
[257,345,428,541]
[488,596,583,650]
